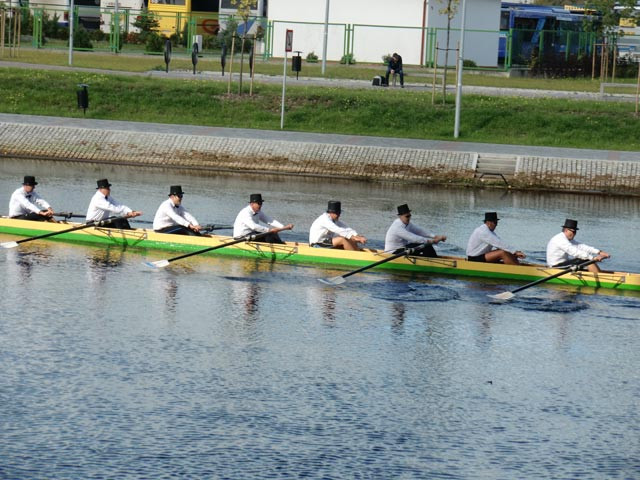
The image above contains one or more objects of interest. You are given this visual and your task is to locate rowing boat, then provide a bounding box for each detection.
[1,217,639,293]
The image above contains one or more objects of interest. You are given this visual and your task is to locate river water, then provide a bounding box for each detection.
[1,159,639,479]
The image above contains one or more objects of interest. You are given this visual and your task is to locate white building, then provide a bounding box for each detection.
[267,0,501,67]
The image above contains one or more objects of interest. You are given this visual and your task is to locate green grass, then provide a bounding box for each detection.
[0,66,638,150]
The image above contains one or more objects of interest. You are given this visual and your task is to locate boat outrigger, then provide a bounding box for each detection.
[1,217,639,294]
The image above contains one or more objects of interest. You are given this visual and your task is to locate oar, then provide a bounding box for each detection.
[319,244,426,286]
[488,258,600,301]
[144,231,269,269]
[53,213,232,231]
[0,215,128,249]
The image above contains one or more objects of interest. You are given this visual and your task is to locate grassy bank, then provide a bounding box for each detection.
[0,67,638,151]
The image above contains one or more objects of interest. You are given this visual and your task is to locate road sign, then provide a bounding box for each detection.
[285,29,293,53]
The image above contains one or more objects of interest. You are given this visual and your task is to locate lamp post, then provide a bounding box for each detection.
[321,0,330,75]
[68,0,74,65]
[453,0,467,138]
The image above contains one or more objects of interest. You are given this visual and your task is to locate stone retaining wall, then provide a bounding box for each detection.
[1,122,639,195]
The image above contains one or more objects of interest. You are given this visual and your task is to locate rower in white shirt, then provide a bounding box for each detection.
[309,201,367,251]
[233,193,293,244]
[466,212,525,264]
[546,218,610,273]
[384,204,446,257]
[86,178,142,229]
[9,175,55,221]
[153,185,202,236]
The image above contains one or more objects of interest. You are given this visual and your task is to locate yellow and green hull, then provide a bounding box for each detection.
[2,217,639,293]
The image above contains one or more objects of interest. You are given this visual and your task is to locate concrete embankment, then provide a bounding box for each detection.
[1,114,639,195]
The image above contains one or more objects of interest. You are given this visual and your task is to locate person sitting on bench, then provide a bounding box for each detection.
[385,53,404,88]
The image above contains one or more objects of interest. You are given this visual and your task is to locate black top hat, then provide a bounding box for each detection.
[96,178,112,189]
[249,193,264,204]
[327,200,342,214]
[23,175,38,186]
[562,218,579,231]
[169,185,184,197]
[397,204,411,216]
[484,212,499,222]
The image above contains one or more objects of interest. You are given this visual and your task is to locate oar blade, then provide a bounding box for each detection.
[318,276,346,286]
[144,259,170,269]
[0,241,19,249]
[488,291,515,301]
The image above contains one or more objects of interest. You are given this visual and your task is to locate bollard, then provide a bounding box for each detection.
[164,39,172,73]
[292,51,302,80]
[191,42,199,75]
[77,84,89,115]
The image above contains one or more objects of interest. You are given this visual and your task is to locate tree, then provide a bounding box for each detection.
[437,0,459,103]
[231,0,257,94]
[583,0,637,35]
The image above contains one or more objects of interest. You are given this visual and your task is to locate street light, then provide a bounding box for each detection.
[454,0,467,139]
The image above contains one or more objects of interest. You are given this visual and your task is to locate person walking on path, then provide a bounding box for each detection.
[153,185,202,236]
[546,218,610,273]
[384,204,446,257]
[309,200,367,251]
[233,193,293,244]
[86,178,142,229]
[466,212,525,264]
[9,175,55,221]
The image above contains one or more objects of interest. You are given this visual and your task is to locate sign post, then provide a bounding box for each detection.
[281,29,293,129]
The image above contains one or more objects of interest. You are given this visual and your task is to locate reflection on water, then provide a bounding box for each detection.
[1,159,640,479]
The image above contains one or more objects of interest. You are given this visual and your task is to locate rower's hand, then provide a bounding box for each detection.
[354,235,367,245]
[190,224,202,233]
[127,211,143,218]
[515,250,526,259]
[278,223,294,231]
[595,251,610,261]
[432,235,446,244]
[39,209,53,218]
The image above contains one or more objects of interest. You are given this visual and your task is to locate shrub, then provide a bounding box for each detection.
[306,51,318,63]
[145,32,165,53]
[70,25,93,50]
[382,53,392,64]
[463,59,477,68]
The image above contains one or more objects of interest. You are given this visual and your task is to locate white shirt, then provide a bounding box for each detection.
[546,231,600,267]
[9,187,51,217]
[153,198,199,231]
[86,190,132,222]
[466,223,516,257]
[309,212,358,245]
[233,205,283,238]
[384,218,433,252]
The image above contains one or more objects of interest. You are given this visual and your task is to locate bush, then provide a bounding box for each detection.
[382,53,392,64]
[145,32,165,53]
[70,25,93,50]
[463,59,477,68]
[89,29,107,42]
[306,51,318,63]
[340,53,356,65]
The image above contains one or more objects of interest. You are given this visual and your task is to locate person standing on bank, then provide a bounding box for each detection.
[153,185,202,236]
[466,212,525,264]
[546,219,610,273]
[233,193,293,244]
[384,204,446,257]
[385,52,404,87]
[86,178,142,229]
[9,176,55,221]
[309,201,367,251]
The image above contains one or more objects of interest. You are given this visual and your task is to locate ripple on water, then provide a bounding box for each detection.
[507,295,590,313]
[366,281,460,303]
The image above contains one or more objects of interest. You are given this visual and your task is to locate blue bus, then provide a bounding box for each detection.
[498,2,596,65]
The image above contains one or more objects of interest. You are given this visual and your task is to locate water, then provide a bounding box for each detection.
[1,159,639,479]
